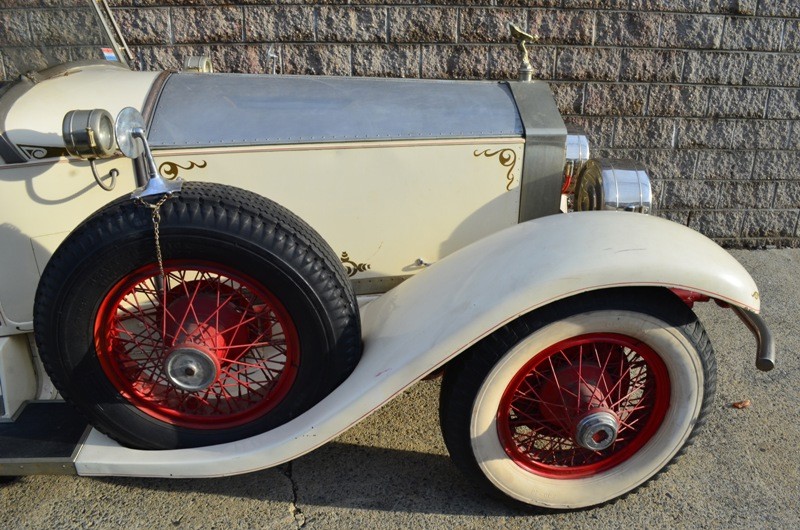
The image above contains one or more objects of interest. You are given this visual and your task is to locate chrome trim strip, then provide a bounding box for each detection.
[150,137,523,157]
[0,458,78,476]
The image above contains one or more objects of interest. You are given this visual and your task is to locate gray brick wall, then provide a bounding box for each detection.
[1,1,798,248]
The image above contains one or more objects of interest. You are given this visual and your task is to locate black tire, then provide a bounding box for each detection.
[440,288,716,510]
[34,182,361,450]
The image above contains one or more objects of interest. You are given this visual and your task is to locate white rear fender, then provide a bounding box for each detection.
[76,211,763,477]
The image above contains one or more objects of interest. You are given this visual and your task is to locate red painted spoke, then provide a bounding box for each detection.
[512,387,573,434]
[213,341,280,352]
[171,278,243,341]
[598,359,647,412]
[218,372,248,398]
[133,283,160,307]
[593,343,617,403]
[219,334,267,364]
[113,319,161,341]
[509,408,570,440]
[221,364,270,384]
[94,261,300,429]
[497,333,670,478]
[113,330,160,353]
[609,390,646,416]
[607,372,650,411]
[171,276,205,346]
[114,305,161,338]
[617,413,649,434]
[125,286,159,323]
[546,355,578,418]
[121,296,149,332]
[191,292,238,334]
[577,344,586,408]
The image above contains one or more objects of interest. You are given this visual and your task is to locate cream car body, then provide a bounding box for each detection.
[0,2,775,511]
[74,212,759,477]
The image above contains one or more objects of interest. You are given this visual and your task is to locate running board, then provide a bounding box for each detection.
[0,402,89,475]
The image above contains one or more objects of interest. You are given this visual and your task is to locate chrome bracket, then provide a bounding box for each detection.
[88,158,118,191]
[130,128,182,199]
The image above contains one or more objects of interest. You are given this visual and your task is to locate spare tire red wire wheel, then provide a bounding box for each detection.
[34,182,362,450]
[439,289,716,510]
[93,261,301,430]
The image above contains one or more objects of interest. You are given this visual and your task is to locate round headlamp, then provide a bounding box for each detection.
[574,158,653,214]
[62,109,118,159]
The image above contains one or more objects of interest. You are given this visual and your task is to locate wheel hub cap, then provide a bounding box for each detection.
[574,409,620,451]
[164,346,220,392]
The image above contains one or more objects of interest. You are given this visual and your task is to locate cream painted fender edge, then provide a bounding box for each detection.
[75,211,759,477]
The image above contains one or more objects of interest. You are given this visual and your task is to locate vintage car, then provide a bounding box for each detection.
[0,2,774,511]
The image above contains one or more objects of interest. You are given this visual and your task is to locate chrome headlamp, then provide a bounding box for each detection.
[563,126,590,194]
[574,158,653,214]
[62,109,118,159]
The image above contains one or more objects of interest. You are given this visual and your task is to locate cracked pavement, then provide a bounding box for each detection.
[282,463,306,529]
[1,249,799,529]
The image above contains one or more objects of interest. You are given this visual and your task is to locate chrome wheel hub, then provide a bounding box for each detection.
[164,346,219,392]
[575,410,619,451]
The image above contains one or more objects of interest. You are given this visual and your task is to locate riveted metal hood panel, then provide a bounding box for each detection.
[147,73,525,148]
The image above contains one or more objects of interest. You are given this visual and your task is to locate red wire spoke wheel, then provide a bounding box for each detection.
[496,333,670,478]
[35,182,361,450]
[94,261,300,430]
[440,289,716,510]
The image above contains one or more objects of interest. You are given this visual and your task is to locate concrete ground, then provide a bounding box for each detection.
[1,249,798,529]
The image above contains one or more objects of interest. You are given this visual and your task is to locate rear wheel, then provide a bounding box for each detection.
[35,182,361,449]
[440,289,715,510]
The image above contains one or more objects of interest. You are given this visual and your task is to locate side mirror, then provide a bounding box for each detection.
[114,106,145,159]
[113,107,183,199]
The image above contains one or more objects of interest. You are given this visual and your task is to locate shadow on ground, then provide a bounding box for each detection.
[91,441,522,517]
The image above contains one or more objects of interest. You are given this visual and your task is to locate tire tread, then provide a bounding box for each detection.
[34,182,361,449]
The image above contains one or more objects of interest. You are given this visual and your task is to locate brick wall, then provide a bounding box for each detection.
[1,1,799,248]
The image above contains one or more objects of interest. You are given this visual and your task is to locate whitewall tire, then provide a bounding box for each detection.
[439,288,716,510]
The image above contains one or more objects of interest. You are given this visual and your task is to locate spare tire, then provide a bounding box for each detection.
[34,182,361,450]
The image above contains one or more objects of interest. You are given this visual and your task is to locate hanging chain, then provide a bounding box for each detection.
[136,194,171,281]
